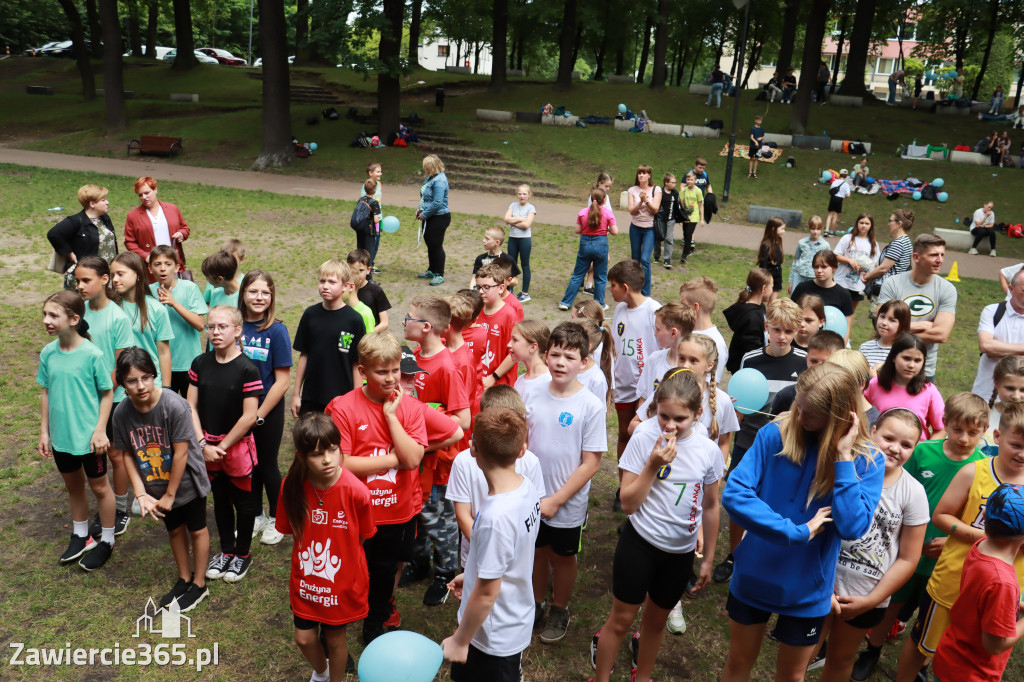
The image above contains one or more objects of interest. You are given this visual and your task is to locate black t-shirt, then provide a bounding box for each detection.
[791,280,854,316]
[783,74,797,87]
[692,170,711,195]
[734,347,807,451]
[357,281,391,326]
[472,251,520,277]
[189,352,264,436]
[292,303,366,405]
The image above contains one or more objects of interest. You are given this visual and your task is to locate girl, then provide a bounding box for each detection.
[791,250,854,342]
[862,209,914,295]
[504,184,536,302]
[834,213,879,313]
[982,356,1024,454]
[828,349,880,428]
[825,169,851,235]
[794,295,825,351]
[591,370,722,682]
[864,334,945,440]
[859,299,911,374]
[788,216,829,293]
[277,413,375,682]
[584,172,613,294]
[720,362,884,682]
[723,268,772,374]
[187,305,264,584]
[37,290,115,570]
[756,217,785,302]
[627,164,663,297]
[572,300,615,396]
[509,319,551,400]
[817,409,928,682]
[149,245,207,397]
[677,171,704,265]
[577,318,613,409]
[239,270,293,546]
[559,188,618,310]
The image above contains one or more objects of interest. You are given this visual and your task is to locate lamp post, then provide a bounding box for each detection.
[721,0,751,204]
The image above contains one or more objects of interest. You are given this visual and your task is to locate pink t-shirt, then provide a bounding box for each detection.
[577,206,616,236]
[627,185,661,228]
[864,377,945,439]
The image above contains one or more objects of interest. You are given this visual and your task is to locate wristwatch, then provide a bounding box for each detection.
[256,416,265,426]
[198,438,207,449]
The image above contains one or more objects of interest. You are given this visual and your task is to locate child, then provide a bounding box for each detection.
[571,299,613,375]
[584,172,614,293]
[826,349,880,427]
[149,245,207,396]
[221,238,247,277]
[504,184,536,302]
[720,362,884,681]
[864,333,945,440]
[360,163,384,271]
[559,187,618,311]
[635,302,696,405]
[325,333,427,644]
[722,268,772,374]
[446,292,484,422]
[441,408,543,681]
[509,320,551,401]
[347,249,391,332]
[674,334,738,462]
[277,413,375,682]
[677,171,705,265]
[932,483,1024,681]
[748,114,765,179]
[652,173,682,267]
[576,319,613,408]
[791,250,855,342]
[112,348,211,611]
[788,215,828,293]
[825,169,851,236]
[984,356,1024,453]
[456,288,487,393]
[794,294,825,351]
[834,212,879,314]
[238,270,293,546]
[353,179,382,264]
[188,305,263,584]
[528,323,607,644]
[470,226,520,289]
[590,371,722,682]
[347,273,375,333]
[290,260,366,416]
[756,217,785,301]
[37,290,115,570]
[859,299,911,375]
[493,255,524,321]
[770,329,847,414]
[816,408,928,681]
[476,263,520,389]
[201,250,241,308]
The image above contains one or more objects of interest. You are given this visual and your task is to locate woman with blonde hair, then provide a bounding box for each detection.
[415,155,451,286]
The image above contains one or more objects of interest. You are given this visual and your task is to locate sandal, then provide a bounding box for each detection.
[753,173,758,179]
[747,173,753,178]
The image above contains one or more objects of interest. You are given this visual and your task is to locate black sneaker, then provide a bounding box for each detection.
[223,554,252,583]
[851,645,881,681]
[345,654,355,674]
[114,510,131,536]
[398,561,430,587]
[540,605,570,643]
[88,514,101,540]
[175,583,209,613]
[807,639,826,670]
[612,488,622,513]
[630,630,640,669]
[684,576,699,598]
[79,540,113,571]
[206,552,232,580]
[712,554,734,583]
[60,534,95,564]
[423,574,450,606]
[915,665,929,682]
[160,577,192,608]
[583,284,595,296]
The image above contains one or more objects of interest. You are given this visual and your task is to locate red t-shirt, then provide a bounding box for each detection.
[326,389,427,525]
[502,292,525,322]
[933,540,1021,682]
[462,324,488,370]
[274,470,376,625]
[477,302,519,387]
[410,396,461,489]
[414,348,470,413]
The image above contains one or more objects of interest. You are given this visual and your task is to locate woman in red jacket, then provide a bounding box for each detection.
[124,176,190,276]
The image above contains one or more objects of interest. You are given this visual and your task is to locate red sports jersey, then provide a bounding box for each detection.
[503,292,525,322]
[414,348,470,413]
[449,342,482,417]
[477,302,519,387]
[410,396,461,492]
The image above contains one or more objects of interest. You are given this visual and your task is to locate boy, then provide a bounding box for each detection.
[354,179,382,269]
[635,302,695,405]
[326,333,427,644]
[933,483,1024,681]
[347,249,391,332]
[853,392,989,680]
[788,220,830,293]
[679,276,729,381]
[653,173,682,267]
[202,240,246,305]
[476,264,520,389]
[527,322,607,643]
[149,245,208,397]
[492,255,524,322]
[360,163,384,272]
[713,298,806,584]
[200,251,241,308]
[291,260,366,416]
[345,266,375,334]
[748,114,765,179]
[470,226,520,289]
[446,292,484,423]
[770,329,845,414]
[441,407,542,681]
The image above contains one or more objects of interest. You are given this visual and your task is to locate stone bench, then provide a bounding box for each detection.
[541,114,579,126]
[970,102,990,114]
[689,84,712,95]
[476,108,513,122]
[949,150,990,165]
[445,66,471,74]
[763,132,792,146]
[170,93,199,103]
[828,94,863,107]
[608,75,635,84]
[619,190,629,210]
[792,135,831,149]
[26,85,54,95]
[899,98,938,112]
[614,118,635,131]
[934,227,973,251]
[683,125,720,138]
[749,205,802,228]
[829,140,873,154]
[647,122,682,136]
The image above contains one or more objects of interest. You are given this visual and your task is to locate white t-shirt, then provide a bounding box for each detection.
[612,298,662,402]
[148,203,171,246]
[447,448,546,566]
[618,419,724,553]
[830,178,851,199]
[834,233,877,294]
[972,301,1024,400]
[514,371,550,405]
[695,325,729,383]
[637,386,739,439]
[834,470,928,607]
[972,207,996,228]
[507,201,537,239]
[579,363,609,405]
[636,348,672,402]
[592,340,614,393]
[524,384,608,528]
[457,479,542,657]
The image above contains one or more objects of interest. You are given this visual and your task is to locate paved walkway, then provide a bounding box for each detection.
[0,147,1011,280]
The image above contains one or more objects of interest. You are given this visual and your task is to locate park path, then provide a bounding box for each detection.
[0,147,1012,280]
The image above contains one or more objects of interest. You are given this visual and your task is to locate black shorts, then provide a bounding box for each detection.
[848,290,864,302]
[364,517,417,564]
[844,606,887,630]
[293,614,347,631]
[726,592,827,647]
[53,450,108,479]
[612,520,694,610]
[300,400,328,416]
[104,401,120,442]
[450,644,521,682]
[536,521,583,557]
[828,196,844,214]
[162,495,208,532]
[170,370,190,397]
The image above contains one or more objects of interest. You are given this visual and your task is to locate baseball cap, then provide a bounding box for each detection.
[400,345,428,375]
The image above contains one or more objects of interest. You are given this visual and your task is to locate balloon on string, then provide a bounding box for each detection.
[618,103,627,113]
[821,171,831,183]
[931,177,944,188]
[358,631,442,682]
[823,305,848,337]
[729,368,769,415]
[912,191,922,200]
[381,216,400,233]
[937,191,949,202]
[309,142,318,151]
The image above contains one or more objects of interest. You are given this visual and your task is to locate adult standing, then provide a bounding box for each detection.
[816,61,831,104]
[626,165,662,297]
[415,154,451,287]
[124,177,190,277]
[912,73,924,109]
[862,209,914,295]
[968,201,997,256]
[972,269,1024,400]
[887,69,906,105]
[707,65,726,108]
[877,234,957,381]
[47,184,118,290]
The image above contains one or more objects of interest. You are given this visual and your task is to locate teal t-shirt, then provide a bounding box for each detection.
[150,280,208,372]
[84,300,134,378]
[207,287,239,309]
[352,300,375,333]
[203,275,244,305]
[37,339,113,455]
[117,298,175,400]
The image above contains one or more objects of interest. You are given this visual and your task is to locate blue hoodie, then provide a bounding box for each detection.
[723,421,884,618]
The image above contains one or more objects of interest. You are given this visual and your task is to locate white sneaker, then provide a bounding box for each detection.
[251,513,269,539]
[968,248,979,255]
[261,519,284,545]
[666,601,686,634]
[991,250,997,257]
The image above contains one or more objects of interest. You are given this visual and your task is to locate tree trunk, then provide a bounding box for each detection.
[490,0,507,88]
[171,0,197,69]
[594,30,608,80]
[837,0,875,96]
[377,0,403,139]
[615,43,624,75]
[294,0,307,61]
[554,0,577,91]
[98,0,127,132]
[775,0,802,75]
[252,0,293,170]
[517,35,524,69]
[144,0,158,59]
[743,41,762,88]
[972,0,1001,100]
[509,37,515,70]
[688,39,704,86]
[55,0,95,100]
[649,0,670,88]
[85,0,103,58]
[636,12,653,83]
[790,0,831,134]
[831,11,847,94]
[1014,60,1023,108]
[408,0,422,66]
[126,0,142,56]
[571,22,582,68]
[473,41,480,74]
[456,41,461,66]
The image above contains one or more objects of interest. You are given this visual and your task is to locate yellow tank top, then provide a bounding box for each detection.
[927,457,1024,608]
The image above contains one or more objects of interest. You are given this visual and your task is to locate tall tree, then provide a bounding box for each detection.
[55,0,95,100]
[98,0,127,132]
[295,0,308,60]
[790,0,831,133]
[649,0,670,88]
[836,0,877,96]
[252,0,293,170]
[972,0,1002,99]
[830,8,848,93]
[490,0,508,89]
[144,0,159,58]
[408,0,423,65]
[126,0,143,57]
[775,0,802,75]
[636,11,653,82]
[171,0,198,69]
[84,0,103,58]
[377,0,403,138]
[554,0,577,90]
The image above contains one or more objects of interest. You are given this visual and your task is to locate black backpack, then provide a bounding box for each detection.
[350,196,373,234]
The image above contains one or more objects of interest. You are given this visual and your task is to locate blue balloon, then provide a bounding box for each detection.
[729,368,769,415]
[937,191,949,202]
[381,215,400,233]
[618,103,627,113]
[823,305,847,337]
[309,142,318,151]
[358,630,442,682]
[912,191,922,201]
[931,177,944,188]
[821,171,831,183]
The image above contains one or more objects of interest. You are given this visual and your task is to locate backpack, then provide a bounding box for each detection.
[707,119,724,130]
[848,141,867,155]
[350,197,373,234]
[322,107,339,120]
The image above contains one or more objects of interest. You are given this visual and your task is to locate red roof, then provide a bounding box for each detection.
[823,38,920,60]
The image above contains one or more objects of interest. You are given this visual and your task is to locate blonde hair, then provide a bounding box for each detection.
[448,294,476,331]
[679,276,719,314]
[826,349,870,389]
[317,259,353,284]
[943,392,989,431]
[678,334,720,439]
[655,302,696,337]
[999,401,1024,436]
[221,238,245,262]
[766,297,802,330]
[516,183,532,197]
[410,294,452,332]
[422,154,445,176]
[480,384,526,416]
[77,185,108,209]
[577,319,613,408]
[512,319,551,353]
[485,225,506,244]
[357,332,402,367]
[807,215,824,232]
[208,304,243,327]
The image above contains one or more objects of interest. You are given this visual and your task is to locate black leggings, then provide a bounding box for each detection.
[210,473,260,556]
[362,519,416,629]
[251,401,285,517]
[170,370,190,397]
[681,221,698,258]
[971,227,996,250]
[424,213,452,275]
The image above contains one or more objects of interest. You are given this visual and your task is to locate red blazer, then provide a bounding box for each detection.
[124,201,190,271]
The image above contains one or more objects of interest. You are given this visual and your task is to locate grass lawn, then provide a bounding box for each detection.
[1,164,1019,680]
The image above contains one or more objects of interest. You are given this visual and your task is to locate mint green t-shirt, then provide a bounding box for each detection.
[207,287,239,310]
[352,300,375,333]
[117,298,175,401]
[150,280,208,372]
[84,300,134,378]
[37,339,113,455]
[203,275,244,305]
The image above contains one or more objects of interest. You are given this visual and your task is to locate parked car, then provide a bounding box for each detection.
[161,49,219,65]
[196,47,247,66]
[252,56,294,68]
[24,41,62,57]
[41,40,95,58]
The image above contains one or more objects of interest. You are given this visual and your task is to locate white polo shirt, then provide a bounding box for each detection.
[972,300,1024,400]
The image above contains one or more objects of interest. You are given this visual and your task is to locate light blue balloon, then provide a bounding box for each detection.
[931,177,944,188]
[937,191,949,202]
[729,368,769,415]
[912,191,922,201]
[309,142,318,151]
[821,171,831,183]
[823,305,847,337]
[381,215,400,233]
[618,103,627,113]
[358,630,442,682]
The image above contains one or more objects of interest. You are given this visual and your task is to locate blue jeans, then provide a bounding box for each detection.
[560,235,609,306]
[707,82,724,107]
[629,224,654,296]
[887,79,897,104]
[507,236,532,293]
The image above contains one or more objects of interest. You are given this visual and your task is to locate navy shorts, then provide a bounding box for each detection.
[53,450,108,479]
[727,592,826,647]
[844,606,886,630]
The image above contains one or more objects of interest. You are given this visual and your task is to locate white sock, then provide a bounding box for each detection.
[73,520,89,538]
[101,527,116,545]
[312,661,330,682]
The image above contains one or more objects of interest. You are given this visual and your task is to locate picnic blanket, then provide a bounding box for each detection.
[718,144,784,163]
[877,179,931,195]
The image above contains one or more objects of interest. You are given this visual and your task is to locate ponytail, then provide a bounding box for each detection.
[588,189,606,230]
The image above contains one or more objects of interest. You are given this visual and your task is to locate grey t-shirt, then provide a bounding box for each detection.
[112,390,211,506]
[878,272,958,378]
